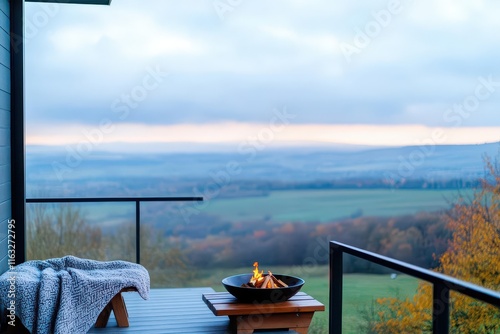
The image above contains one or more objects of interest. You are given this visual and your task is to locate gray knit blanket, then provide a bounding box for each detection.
[0,256,150,334]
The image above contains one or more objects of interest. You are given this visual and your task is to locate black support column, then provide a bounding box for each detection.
[10,0,26,265]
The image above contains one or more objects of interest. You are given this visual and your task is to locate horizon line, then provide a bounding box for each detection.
[26,122,500,149]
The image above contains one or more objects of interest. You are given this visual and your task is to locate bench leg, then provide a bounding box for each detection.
[111,292,130,327]
[95,303,112,327]
[95,292,130,328]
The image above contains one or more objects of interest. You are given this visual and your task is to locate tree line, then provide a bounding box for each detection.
[26,202,451,276]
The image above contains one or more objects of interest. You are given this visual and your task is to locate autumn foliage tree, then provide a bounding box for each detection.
[374,158,500,333]
[27,203,105,260]
[26,204,194,288]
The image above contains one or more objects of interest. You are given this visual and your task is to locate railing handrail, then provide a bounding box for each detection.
[332,241,500,306]
[26,196,203,264]
[26,196,202,203]
[329,241,500,334]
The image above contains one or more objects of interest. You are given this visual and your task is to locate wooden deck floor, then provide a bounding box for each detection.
[87,288,300,334]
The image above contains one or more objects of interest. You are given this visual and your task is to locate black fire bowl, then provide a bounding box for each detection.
[222,273,305,303]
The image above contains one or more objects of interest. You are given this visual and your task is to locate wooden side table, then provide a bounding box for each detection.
[202,292,325,334]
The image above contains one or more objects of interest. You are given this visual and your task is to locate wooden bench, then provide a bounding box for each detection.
[95,287,138,328]
[202,292,324,334]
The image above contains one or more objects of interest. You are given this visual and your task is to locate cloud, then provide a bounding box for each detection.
[25,0,500,134]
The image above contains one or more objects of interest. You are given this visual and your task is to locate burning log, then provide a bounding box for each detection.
[269,273,288,288]
[260,275,272,289]
[241,263,289,289]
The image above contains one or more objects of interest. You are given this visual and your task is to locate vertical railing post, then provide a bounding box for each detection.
[433,281,450,334]
[11,0,27,266]
[135,200,140,264]
[330,242,343,334]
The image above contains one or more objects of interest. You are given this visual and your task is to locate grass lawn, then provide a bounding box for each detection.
[187,265,420,334]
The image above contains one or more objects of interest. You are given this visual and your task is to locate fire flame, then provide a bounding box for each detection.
[252,261,263,280]
[250,261,264,286]
[244,262,288,289]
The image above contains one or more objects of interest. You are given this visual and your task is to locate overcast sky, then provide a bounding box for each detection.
[25,0,500,149]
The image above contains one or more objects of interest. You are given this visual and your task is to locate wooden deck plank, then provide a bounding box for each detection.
[87,288,301,334]
[88,287,229,334]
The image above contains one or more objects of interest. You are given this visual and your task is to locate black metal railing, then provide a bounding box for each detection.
[26,196,202,264]
[329,241,500,334]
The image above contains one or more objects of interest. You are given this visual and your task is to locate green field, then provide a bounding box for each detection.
[187,265,420,334]
[66,188,473,227]
[204,188,471,222]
